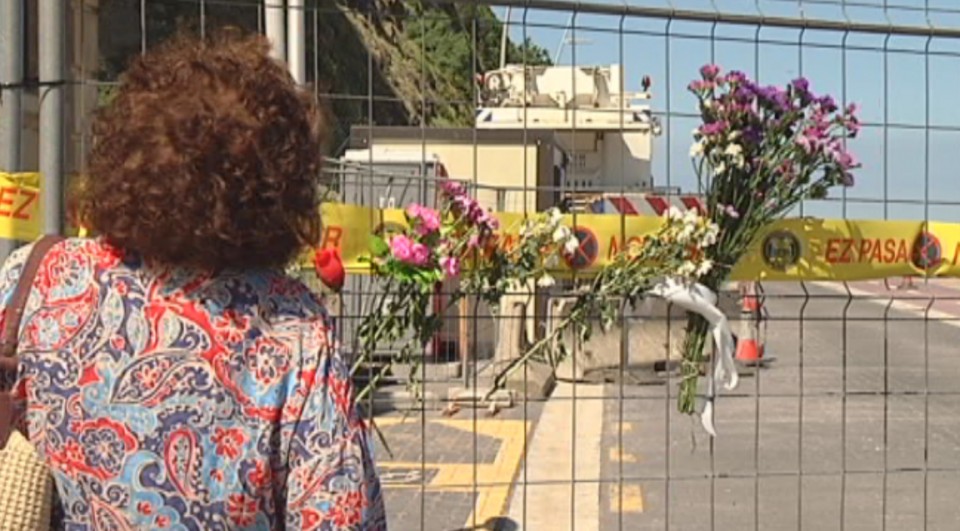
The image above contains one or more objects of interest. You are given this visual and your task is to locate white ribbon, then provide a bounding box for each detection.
[649,277,738,437]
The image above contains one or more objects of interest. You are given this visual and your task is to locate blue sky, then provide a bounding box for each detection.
[497,0,960,222]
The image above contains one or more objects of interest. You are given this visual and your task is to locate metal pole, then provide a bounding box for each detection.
[445,0,960,39]
[39,0,64,235]
[0,0,23,257]
[499,6,512,69]
[287,0,305,83]
[265,0,286,62]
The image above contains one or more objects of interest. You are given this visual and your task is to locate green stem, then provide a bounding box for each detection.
[679,315,711,414]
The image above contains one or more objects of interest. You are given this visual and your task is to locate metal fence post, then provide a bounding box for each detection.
[39,0,64,236]
[287,0,305,83]
[0,0,24,258]
[265,0,286,62]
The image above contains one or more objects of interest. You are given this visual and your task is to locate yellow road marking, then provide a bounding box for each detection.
[374,417,530,528]
[609,484,645,513]
[608,448,638,463]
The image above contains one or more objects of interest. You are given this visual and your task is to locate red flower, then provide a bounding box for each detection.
[211,427,246,459]
[314,247,345,292]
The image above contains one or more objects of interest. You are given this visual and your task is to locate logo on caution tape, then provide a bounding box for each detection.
[911,231,942,270]
[564,226,599,270]
[373,221,405,238]
[761,230,801,271]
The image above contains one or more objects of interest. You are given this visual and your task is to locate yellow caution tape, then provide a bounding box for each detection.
[309,203,958,282]
[0,172,42,241]
[0,173,946,282]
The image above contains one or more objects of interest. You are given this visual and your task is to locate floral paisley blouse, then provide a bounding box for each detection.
[0,238,385,530]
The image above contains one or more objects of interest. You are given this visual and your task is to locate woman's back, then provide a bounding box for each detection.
[5,238,383,529]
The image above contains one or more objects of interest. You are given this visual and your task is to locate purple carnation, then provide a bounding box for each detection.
[791,77,810,94]
[726,71,748,84]
[817,95,838,113]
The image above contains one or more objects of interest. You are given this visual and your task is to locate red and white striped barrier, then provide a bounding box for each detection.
[590,194,706,216]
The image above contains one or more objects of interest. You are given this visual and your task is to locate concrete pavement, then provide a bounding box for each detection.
[375,280,960,529]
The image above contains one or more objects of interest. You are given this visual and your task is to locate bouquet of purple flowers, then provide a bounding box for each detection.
[680,64,861,413]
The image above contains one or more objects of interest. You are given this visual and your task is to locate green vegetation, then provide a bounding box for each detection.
[98,0,551,149]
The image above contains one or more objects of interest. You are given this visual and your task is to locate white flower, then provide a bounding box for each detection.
[724,143,742,157]
[552,225,572,244]
[665,206,684,221]
[678,224,696,244]
[700,223,720,247]
[689,141,704,158]
[548,208,563,227]
[520,221,535,237]
[563,235,580,255]
[678,261,697,276]
[696,260,714,276]
[727,131,741,141]
[537,274,556,288]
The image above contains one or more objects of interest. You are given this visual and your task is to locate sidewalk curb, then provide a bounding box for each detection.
[506,382,604,530]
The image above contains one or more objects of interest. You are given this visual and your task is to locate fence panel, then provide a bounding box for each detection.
[7,0,960,529]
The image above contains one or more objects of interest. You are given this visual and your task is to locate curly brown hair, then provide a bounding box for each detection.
[82,30,324,270]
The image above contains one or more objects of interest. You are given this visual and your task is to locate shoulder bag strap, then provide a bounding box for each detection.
[0,235,64,449]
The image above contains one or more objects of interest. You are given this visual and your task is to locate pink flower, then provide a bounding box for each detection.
[700,64,721,80]
[390,235,431,266]
[688,79,714,92]
[440,180,466,198]
[477,209,499,231]
[410,242,430,266]
[467,234,480,249]
[406,204,441,235]
[717,203,740,219]
[700,121,728,136]
[440,256,460,278]
[832,149,858,170]
[453,195,478,218]
[389,234,414,262]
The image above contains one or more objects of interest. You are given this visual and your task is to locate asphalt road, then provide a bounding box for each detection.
[597,280,960,531]
[375,280,960,530]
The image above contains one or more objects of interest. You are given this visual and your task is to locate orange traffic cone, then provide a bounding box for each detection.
[735,282,765,365]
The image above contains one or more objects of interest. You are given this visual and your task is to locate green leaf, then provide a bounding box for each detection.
[370,235,390,257]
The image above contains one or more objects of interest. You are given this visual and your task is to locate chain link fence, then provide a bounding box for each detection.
[6,0,960,529]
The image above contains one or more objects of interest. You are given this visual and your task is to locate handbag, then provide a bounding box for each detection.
[0,235,64,531]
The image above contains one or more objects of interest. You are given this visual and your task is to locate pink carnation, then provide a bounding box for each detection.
[390,234,431,266]
[406,204,441,235]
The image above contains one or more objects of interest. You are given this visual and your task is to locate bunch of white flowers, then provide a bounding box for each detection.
[661,206,719,279]
[531,208,580,288]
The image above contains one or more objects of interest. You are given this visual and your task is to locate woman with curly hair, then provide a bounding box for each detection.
[0,30,385,529]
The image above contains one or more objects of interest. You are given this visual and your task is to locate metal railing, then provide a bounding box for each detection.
[5,0,960,529]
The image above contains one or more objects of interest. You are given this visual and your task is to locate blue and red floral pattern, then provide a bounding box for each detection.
[0,238,385,530]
